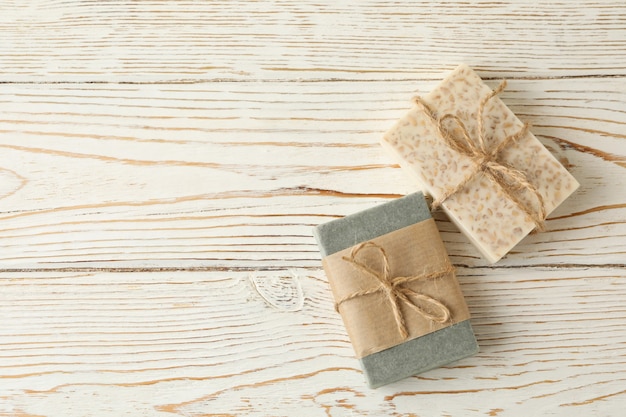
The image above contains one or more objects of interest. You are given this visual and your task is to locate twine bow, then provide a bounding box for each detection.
[413,80,546,232]
[335,241,453,340]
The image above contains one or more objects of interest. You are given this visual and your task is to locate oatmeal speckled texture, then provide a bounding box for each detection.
[381,64,579,263]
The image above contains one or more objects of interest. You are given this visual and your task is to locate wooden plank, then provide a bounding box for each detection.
[1,267,624,415]
[0,79,624,269]
[1,1,626,82]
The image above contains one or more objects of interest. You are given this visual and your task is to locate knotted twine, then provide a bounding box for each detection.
[335,241,454,340]
[413,80,546,232]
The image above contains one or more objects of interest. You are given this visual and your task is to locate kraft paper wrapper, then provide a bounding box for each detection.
[322,218,470,359]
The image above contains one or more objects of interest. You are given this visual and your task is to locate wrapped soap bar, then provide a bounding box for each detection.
[381,64,579,263]
[313,192,478,388]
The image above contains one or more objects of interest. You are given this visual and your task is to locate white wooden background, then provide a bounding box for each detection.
[1,1,625,416]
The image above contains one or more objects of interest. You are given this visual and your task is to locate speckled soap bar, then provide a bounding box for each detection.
[313,192,478,388]
[381,64,579,263]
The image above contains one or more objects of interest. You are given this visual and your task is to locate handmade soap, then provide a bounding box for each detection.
[381,64,579,263]
[313,192,478,388]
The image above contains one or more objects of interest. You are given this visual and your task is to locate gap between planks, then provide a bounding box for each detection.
[0,73,625,85]
[0,264,624,274]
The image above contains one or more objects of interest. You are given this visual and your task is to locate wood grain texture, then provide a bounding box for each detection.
[1,268,625,416]
[1,0,625,415]
[1,0,626,82]
[0,79,624,269]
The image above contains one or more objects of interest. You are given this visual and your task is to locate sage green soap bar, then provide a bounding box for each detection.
[313,192,478,388]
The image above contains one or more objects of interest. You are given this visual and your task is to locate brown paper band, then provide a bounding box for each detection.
[413,80,547,232]
[322,218,471,358]
[335,241,454,340]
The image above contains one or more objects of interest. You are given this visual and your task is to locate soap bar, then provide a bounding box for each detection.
[313,192,478,388]
[381,64,579,263]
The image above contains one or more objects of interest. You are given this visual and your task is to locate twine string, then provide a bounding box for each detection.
[413,80,546,232]
[334,241,452,340]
